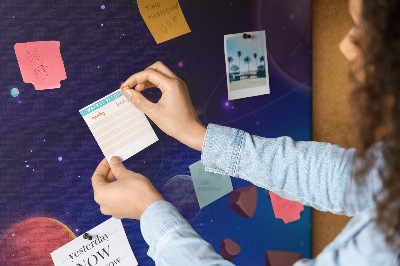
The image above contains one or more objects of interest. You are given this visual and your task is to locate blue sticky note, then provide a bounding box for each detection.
[189,160,233,208]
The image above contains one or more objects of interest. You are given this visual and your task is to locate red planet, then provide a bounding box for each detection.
[0,217,76,265]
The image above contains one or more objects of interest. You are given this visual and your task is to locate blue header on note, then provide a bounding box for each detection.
[80,90,123,116]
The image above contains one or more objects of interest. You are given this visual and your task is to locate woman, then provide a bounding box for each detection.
[91,0,400,264]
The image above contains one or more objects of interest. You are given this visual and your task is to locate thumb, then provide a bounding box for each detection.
[109,156,128,179]
[122,88,154,114]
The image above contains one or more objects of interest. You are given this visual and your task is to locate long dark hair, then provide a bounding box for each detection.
[349,0,400,258]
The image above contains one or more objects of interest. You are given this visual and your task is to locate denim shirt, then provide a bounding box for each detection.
[140,124,400,265]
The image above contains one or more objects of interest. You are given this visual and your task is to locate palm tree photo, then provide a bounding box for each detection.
[225,33,268,93]
[259,55,266,77]
[227,56,234,73]
[237,51,242,76]
[227,56,234,83]
[244,56,251,78]
[260,56,265,70]
[253,53,258,74]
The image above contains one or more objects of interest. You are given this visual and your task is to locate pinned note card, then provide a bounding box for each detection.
[137,0,191,44]
[14,41,67,90]
[80,89,158,162]
[189,161,233,208]
[269,192,304,224]
[51,218,137,266]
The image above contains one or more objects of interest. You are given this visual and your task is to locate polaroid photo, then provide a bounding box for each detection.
[224,30,270,100]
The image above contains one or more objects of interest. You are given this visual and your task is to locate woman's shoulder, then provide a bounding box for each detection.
[325,208,399,265]
[357,209,399,264]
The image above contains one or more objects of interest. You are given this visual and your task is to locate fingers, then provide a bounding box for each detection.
[105,169,116,183]
[121,68,173,94]
[135,81,156,92]
[99,206,111,216]
[91,158,111,189]
[120,61,181,115]
[121,88,157,115]
[109,156,129,179]
[130,62,179,92]
[146,61,178,79]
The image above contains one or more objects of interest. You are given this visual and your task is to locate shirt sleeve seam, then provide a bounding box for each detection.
[230,129,245,176]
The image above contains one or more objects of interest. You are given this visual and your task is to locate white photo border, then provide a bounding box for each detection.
[224,30,270,100]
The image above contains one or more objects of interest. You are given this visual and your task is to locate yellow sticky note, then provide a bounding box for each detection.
[137,0,191,44]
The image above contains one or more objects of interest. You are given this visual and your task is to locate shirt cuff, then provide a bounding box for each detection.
[140,200,190,260]
[201,123,245,176]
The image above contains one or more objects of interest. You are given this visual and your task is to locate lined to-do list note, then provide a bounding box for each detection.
[80,89,158,162]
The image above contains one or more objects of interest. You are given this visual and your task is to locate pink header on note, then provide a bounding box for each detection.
[14,41,67,90]
[270,192,304,224]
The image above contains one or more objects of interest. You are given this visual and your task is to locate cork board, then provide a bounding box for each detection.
[312,0,353,258]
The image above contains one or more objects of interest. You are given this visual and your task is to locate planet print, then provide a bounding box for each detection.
[161,175,201,221]
[0,217,75,265]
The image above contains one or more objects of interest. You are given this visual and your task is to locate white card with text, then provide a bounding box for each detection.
[51,218,137,266]
[79,89,158,163]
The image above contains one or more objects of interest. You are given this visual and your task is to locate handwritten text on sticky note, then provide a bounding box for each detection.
[270,192,304,224]
[14,41,67,90]
[189,160,233,208]
[51,218,137,266]
[137,0,191,44]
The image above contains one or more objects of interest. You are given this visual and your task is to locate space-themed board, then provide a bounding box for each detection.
[0,0,312,265]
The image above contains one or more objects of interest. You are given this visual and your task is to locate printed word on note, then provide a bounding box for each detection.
[14,41,67,90]
[80,89,158,162]
[51,218,138,266]
[137,0,191,44]
[189,160,233,208]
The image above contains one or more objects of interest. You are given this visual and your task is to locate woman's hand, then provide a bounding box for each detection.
[91,157,164,220]
[120,61,207,152]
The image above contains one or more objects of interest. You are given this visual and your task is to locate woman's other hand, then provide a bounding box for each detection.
[91,157,164,220]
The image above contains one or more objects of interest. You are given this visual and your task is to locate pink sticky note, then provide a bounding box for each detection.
[270,192,304,224]
[14,41,67,90]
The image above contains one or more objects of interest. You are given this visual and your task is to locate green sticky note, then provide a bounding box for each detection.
[189,160,233,208]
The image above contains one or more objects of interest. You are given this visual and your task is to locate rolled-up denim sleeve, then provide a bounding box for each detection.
[140,200,235,266]
[201,123,383,216]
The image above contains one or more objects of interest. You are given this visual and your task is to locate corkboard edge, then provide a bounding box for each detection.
[312,0,354,258]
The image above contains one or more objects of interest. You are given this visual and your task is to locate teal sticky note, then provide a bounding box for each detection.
[189,160,233,208]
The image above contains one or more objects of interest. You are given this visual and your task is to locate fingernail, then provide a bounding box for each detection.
[120,84,130,92]
[123,89,133,101]
[110,156,122,165]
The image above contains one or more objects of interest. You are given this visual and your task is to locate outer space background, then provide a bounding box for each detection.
[0,0,312,265]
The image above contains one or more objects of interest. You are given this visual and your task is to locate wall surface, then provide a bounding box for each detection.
[0,1,313,264]
[312,0,354,258]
